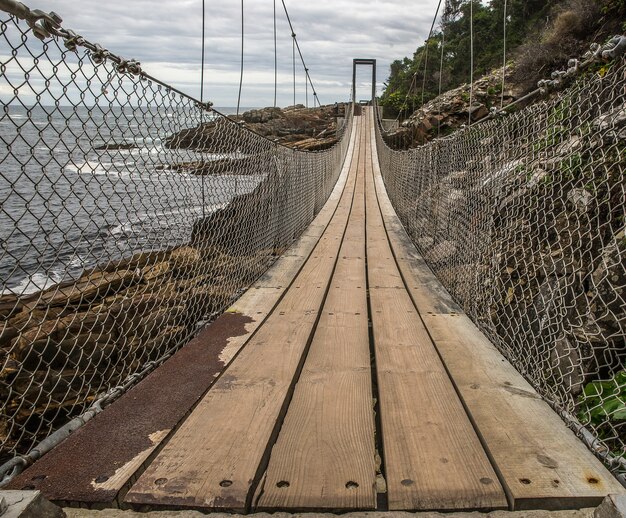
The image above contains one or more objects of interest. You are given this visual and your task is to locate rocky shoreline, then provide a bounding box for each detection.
[166,104,347,158]
[0,237,278,458]
[0,103,348,459]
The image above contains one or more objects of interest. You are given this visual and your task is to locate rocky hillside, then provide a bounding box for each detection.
[383,66,523,147]
[381,0,626,147]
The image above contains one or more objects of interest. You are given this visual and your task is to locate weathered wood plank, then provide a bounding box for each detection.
[257,121,376,511]
[421,313,626,510]
[364,110,507,512]
[124,124,362,512]
[367,107,626,510]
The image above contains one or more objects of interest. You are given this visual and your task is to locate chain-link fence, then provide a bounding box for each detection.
[376,53,626,479]
[0,6,353,474]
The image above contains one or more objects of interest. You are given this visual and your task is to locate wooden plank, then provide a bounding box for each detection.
[257,118,376,511]
[426,314,626,510]
[125,123,363,512]
[367,107,626,509]
[363,110,507,512]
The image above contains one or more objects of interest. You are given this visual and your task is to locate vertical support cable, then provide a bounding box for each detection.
[292,35,296,106]
[468,0,474,125]
[305,68,308,108]
[437,22,446,137]
[420,40,430,107]
[273,0,277,108]
[394,0,442,123]
[280,0,320,108]
[500,0,508,109]
[236,0,244,117]
[200,0,206,219]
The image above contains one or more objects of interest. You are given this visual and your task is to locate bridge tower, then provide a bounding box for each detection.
[352,58,376,103]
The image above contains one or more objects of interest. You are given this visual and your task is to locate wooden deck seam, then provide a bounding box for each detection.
[244,121,367,512]
[364,109,507,511]
[255,114,377,512]
[362,113,389,514]
[365,111,515,512]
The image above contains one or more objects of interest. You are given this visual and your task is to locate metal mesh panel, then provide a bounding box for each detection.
[376,56,626,478]
[0,11,353,471]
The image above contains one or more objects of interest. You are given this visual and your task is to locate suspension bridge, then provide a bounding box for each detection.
[0,0,625,515]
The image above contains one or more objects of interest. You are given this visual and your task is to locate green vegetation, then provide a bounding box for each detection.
[380,0,554,116]
[380,0,626,118]
[579,371,626,459]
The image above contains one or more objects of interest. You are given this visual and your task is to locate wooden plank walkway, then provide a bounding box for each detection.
[11,108,625,512]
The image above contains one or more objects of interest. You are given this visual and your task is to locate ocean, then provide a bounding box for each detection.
[0,105,263,295]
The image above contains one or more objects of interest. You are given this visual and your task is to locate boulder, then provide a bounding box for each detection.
[424,240,457,264]
[36,269,142,308]
[590,227,626,326]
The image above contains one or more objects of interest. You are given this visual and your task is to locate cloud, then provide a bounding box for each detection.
[4,0,441,107]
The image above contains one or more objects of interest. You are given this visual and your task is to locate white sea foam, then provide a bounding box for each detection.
[65,160,132,178]
[110,221,135,236]
[2,272,60,295]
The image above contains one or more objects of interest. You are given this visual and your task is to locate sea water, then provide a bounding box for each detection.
[0,105,263,295]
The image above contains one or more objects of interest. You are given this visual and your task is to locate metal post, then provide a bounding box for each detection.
[352,58,377,104]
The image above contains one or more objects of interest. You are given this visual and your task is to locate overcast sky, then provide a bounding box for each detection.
[7,0,441,107]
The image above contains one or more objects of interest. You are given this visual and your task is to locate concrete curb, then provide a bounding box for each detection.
[595,495,626,518]
[0,490,64,517]
[63,508,596,518]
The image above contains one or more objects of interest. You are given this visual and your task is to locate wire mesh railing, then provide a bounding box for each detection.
[0,3,353,480]
[375,48,626,481]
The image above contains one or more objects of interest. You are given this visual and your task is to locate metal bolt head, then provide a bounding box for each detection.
[49,11,63,24]
[31,25,48,40]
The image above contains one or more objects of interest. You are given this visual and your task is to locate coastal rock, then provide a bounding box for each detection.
[166,104,347,153]
[94,142,136,151]
[424,240,457,264]
[470,103,489,121]
[567,188,594,214]
[241,107,282,123]
[590,227,626,326]
[0,295,23,320]
[36,269,142,308]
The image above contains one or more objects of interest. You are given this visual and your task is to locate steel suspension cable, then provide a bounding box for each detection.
[274,0,277,108]
[420,36,431,107]
[500,0,508,109]
[281,0,320,107]
[200,0,206,218]
[236,0,244,116]
[292,36,296,106]
[437,2,447,138]
[395,0,443,122]
[468,0,474,125]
